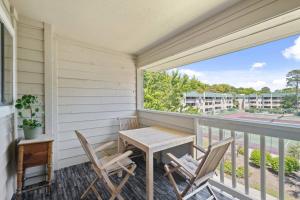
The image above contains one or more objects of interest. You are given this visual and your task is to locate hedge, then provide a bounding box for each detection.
[271,156,300,174]
[224,160,245,178]
[250,149,272,167]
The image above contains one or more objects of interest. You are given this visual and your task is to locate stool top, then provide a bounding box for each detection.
[18,135,54,145]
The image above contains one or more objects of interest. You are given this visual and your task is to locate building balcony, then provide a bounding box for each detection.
[137,109,300,200]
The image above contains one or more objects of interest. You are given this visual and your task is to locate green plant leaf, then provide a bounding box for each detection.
[15,103,23,109]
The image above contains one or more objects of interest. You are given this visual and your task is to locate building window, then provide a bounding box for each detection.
[0,22,13,105]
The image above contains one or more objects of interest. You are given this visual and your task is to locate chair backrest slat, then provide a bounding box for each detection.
[195,137,233,181]
[75,130,101,167]
[119,116,139,131]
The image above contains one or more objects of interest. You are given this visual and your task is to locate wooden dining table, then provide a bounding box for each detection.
[118,126,196,200]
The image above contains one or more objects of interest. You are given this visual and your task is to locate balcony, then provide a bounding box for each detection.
[138,109,300,200]
[1,1,300,200]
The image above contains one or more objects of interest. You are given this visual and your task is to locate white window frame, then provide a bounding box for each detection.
[0,2,16,118]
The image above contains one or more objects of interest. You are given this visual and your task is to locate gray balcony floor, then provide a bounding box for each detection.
[16,158,231,200]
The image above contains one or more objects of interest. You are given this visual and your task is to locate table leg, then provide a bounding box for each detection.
[146,151,153,200]
[47,142,53,193]
[17,145,24,197]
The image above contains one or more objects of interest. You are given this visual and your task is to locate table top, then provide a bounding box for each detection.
[119,126,195,152]
[18,135,54,145]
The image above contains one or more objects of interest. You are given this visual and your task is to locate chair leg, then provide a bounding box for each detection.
[81,177,98,199]
[207,184,218,200]
[107,164,136,200]
[164,164,183,200]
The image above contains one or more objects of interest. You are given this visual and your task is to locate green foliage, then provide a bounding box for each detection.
[250,149,272,167]
[286,69,300,110]
[285,156,300,174]
[236,167,245,178]
[237,146,244,155]
[224,160,232,175]
[224,160,245,178]
[144,71,192,113]
[143,70,262,113]
[270,156,300,174]
[281,95,297,109]
[250,149,261,166]
[270,157,279,173]
[287,143,300,160]
[15,95,42,128]
[260,87,271,93]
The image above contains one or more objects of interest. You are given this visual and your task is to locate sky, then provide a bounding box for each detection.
[173,34,300,92]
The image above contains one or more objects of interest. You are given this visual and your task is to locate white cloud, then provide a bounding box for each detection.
[168,68,205,80]
[272,78,286,89]
[251,62,266,70]
[282,36,300,60]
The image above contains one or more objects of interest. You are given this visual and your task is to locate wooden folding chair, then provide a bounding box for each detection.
[75,130,137,200]
[164,137,233,200]
[118,116,144,158]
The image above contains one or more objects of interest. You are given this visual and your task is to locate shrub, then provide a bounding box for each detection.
[237,146,244,155]
[287,143,300,160]
[270,156,300,174]
[223,160,245,178]
[236,167,245,178]
[224,160,232,175]
[285,156,300,174]
[270,157,279,173]
[250,149,272,167]
[295,112,300,116]
[250,149,261,166]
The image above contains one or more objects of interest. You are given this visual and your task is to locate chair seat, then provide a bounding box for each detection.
[171,154,200,178]
[100,153,134,173]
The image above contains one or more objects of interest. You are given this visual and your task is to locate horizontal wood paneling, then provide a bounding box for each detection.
[57,38,136,169]
[17,17,45,140]
[0,115,15,200]
[58,96,135,105]
[58,78,135,90]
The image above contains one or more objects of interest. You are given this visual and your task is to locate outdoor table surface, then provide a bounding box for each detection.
[118,126,196,200]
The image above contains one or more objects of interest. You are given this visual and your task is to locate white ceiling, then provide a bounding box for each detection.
[12,0,240,55]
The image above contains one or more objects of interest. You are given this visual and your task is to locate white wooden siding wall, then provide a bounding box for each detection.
[0,115,15,200]
[17,16,45,136]
[138,110,195,162]
[0,0,16,199]
[56,38,136,169]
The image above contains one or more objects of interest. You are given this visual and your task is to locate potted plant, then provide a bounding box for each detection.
[15,95,42,139]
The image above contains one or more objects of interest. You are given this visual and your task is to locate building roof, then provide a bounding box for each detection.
[185,91,233,98]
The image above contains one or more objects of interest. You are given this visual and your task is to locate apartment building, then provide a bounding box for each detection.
[235,93,300,110]
[183,91,234,113]
[185,92,300,112]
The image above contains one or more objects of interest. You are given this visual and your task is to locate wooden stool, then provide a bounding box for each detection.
[17,137,54,198]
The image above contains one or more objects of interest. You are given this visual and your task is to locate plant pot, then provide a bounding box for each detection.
[23,126,42,139]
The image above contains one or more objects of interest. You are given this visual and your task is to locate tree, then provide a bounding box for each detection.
[286,69,300,110]
[287,143,300,160]
[281,95,297,109]
[260,87,271,93]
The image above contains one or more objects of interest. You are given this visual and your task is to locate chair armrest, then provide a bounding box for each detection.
[94,141,115,152]
[193,145,206,154]
[101,151,133,170]
[166,153,195,178]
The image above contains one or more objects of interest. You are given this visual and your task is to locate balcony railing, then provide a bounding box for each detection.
[138,109,300,200]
